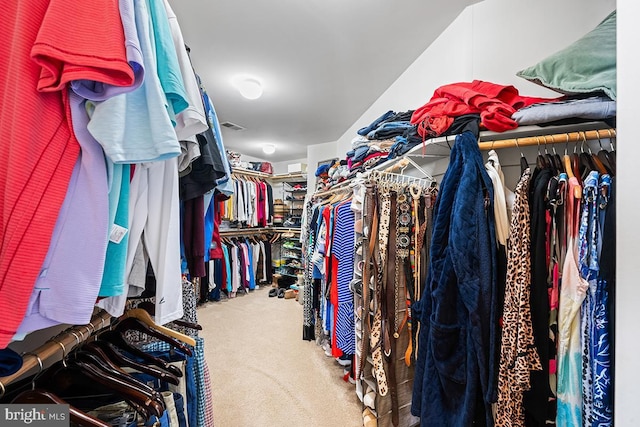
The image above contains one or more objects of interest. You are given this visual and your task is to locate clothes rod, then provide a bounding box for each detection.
[220,227,273,235]
[477,128,616,151]
[271,172,307,181]
[313,182,353,199]
[219,227,302,235]
[0,310,113,389]
[231,168,271,178]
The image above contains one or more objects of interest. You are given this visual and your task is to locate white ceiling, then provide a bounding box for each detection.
[170,0,477,161]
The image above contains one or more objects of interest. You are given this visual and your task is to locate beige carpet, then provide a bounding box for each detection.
[198,286,364,427]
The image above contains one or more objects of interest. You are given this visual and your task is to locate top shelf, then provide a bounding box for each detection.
[230,169,308,181]
[231,167,271,178]
[271,172,307,182]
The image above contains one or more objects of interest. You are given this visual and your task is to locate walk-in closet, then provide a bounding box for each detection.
[1,0,638,426]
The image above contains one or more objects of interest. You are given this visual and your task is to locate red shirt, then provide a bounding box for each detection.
[411,80,558,137]
[0,0,133,347]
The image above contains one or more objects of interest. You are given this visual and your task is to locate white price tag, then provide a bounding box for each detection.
[109,224,129,244]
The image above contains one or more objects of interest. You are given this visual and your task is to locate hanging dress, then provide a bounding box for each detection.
[556,176,588,427]
[495,167,542,426]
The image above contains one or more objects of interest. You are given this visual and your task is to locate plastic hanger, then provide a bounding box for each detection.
[577,132,597,180]
[548,136,564,174]
[514,138,529,174]
[118,308,196,347]
[594,130,613,175]
[13,390,111,427]
[536,136,549,169]
[543,136,557,175]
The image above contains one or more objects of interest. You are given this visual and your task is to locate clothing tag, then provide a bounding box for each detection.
[109,224,129,244]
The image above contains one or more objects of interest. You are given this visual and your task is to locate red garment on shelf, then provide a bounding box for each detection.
[411,80,558,137]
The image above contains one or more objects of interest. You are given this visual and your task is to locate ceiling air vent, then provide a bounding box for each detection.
[221,121,246,131]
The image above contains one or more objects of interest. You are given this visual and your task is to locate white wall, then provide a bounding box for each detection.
[614,0,640,425]
[334,0,615,160]
[335,9,474,157]
[470,0,615,97]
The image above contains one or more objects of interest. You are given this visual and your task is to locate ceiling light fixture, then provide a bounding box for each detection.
[233,76,263,100]
[262,144,276,155]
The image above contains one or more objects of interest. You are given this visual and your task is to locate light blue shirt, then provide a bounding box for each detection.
[147,0,189,122]
[87,0,181,163]
[198,76,234,197]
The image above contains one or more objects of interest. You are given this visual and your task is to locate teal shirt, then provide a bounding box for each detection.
[146,0,189,123]
[99,164,131,297]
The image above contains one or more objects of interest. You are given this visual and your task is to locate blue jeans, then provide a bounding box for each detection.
[173,393,188,427]
[132,347,197,427]
[357,110,394,136]
[145,410,169,427]
[367,121,413,139]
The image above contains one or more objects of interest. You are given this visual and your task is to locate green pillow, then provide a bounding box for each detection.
[517,10,616,100]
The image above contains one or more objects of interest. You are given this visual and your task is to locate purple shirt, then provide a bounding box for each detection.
[15,91,110,337]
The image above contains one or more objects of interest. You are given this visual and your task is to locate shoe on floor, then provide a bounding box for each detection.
[363,408,377,427]
[363,387,376,410]
[336,354,352,366]
[342,372,356,384]
[277,288,286,298]
[268,288,278,298]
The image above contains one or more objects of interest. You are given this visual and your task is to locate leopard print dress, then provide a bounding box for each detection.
[495,168,543,426]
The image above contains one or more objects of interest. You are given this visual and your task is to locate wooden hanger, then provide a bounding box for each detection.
[13,390,111,427]
[83,340,180,385]
[98,330,183,377]
[35,358,164,420]
[71,349,162,401]
[114,317,194,354]
[119,308,196,347]
[137,301,202,332]
[562,135,582,199]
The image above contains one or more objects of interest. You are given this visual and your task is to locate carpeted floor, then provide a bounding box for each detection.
[198,286,364,427]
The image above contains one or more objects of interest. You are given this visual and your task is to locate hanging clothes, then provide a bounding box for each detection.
[182,196,206,278]
[411,131,498,426]
[524,163,555,425]
[495,167,542,426]
[221,176,272,228]
[0,0,136,348]
[333,201,356,355]
[556,175,589,427]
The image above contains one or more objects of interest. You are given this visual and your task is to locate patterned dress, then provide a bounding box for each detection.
[557,177,589,427]
[495,168,543,426]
